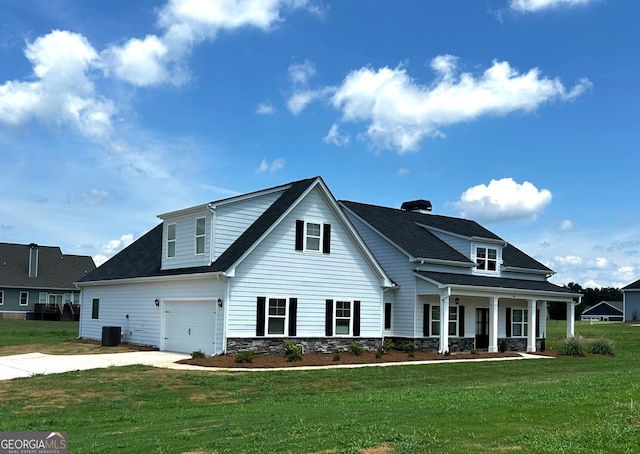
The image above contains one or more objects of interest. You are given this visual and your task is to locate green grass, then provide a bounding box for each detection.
[0,320,79,347]
[1,321,639,453]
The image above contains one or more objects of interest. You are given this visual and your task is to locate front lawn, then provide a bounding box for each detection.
[0,321,639,453]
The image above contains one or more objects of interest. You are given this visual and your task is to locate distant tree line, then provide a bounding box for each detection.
[547,282,622,320]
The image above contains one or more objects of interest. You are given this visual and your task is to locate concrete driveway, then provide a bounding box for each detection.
[0,351,191,380]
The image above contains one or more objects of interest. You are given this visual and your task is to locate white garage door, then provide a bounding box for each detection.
[163,300,216,355]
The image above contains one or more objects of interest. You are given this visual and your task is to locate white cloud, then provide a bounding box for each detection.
[320,55,591,153]
[288,60,316,85]
[103,0,313,87]
[256,158,285,174]
[510,0,597,13]
[287,88,327,115]
[102,233,135,254]
[323,123,350,146]
[397,168,410,176]
[101,35,170,87]
[81,189,109,205]
[0,30,115,142]
[453,178,552,223]
[256,101,275,114]
[559,219,573,231]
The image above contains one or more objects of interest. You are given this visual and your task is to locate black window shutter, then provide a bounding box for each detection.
[423,304,430,337]
[506,308,512,337]
[295,220,304,251]
[325,299,333,336]
[323,224,331,254]
[384,303,392,330]
[458,305,465,337]
[536,308,540,338]
[353,301,361,336]
[256,297,266,336]
[288,298,298,337]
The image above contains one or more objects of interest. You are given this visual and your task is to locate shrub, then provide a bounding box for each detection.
[540,337,546,352]
[375,349,383,359]
[333,353,341,361]
[588,338,615,355]
[559,337,586,356]
[234,351,255,363]
[401,342,417,357]
[380,339,395,353]
[499,339,508,353]
[284,341,303,362]
[349,342,364,356]
[470,349,478,355]
[191,350,205,359]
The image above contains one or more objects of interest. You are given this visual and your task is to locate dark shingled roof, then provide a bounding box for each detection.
[582,301,623,316]
[80,177,318,283]
[0,243,95,290]
[341,200,551,273]
[623,279,640,290]
[416,270,577,295]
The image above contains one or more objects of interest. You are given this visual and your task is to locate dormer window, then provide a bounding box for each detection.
[476,246,498,272]
[195,217,206,255]
[167,223,176,258]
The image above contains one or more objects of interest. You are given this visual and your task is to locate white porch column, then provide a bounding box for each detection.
[527,299,537,352]
[439,296,449,353]
[488,297,499,353]
[566,302,575,338]
[539,301,547,338]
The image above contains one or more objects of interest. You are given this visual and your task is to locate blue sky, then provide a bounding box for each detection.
[1,0,638,288]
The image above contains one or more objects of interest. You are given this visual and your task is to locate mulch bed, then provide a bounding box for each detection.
[179,350,523,369]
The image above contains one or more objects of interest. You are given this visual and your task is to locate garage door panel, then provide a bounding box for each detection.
[164,300,216,355]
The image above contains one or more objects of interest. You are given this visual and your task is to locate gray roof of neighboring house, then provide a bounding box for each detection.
[415,270,577,295]
[80,177,318,283]
[340,200,552,273]
[0,243,96,290]
[622,279,640,290]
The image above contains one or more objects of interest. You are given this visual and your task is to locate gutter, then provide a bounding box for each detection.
[75,271,227,287]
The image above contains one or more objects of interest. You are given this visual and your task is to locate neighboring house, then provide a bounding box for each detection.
[622,280,640,321]
[77,176,580,356]
[0,243,96,320]
[579,301,624,321]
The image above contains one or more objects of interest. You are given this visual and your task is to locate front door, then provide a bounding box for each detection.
[475,308,489,349]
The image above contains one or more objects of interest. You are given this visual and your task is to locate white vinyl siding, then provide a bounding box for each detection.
[80,277,226,354]
[161,212,212,270]
[226,187,384,339]
[213,191,283,260]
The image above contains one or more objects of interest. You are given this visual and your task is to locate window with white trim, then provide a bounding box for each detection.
[0,291,4,305]
[476,247,498,272]
[39,292,47,304]
[267,298,287,335]
[306,222,321,251]
[92,298,100,319]
[48,294,63,306]
[430,305,458,336]
[167,223,176,258]
[512,309,528,337]
[195,217,206,255]
[20,292,28,306]
[335,300,352,335]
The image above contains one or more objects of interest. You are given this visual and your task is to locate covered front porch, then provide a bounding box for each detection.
[414,271,581,353]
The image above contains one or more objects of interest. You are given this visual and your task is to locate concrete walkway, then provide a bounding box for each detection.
[0,351,553,380]
[0,351,190,380]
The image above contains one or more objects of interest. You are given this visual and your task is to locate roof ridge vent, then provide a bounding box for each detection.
[401,199,432,213]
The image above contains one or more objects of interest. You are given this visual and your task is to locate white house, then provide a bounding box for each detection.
[77,176,580,355]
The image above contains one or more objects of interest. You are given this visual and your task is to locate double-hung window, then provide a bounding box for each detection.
[167,223,176,258]
[512,309,528,337]
[430,306,458,336]
[0,291,3,305]
[92,299,100,319]
[19,292,28,306]
[195,217,206,255]
[267,298,287,335]
[306,222,321,251]
[335,300,352,335]
[476,247,498,272]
